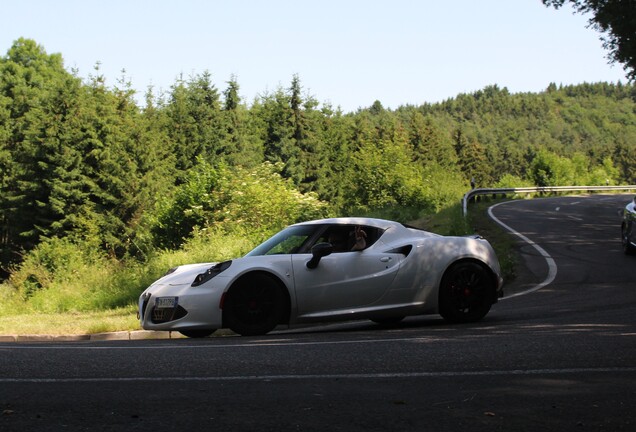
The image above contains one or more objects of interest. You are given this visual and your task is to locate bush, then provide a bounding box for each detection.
[151,160,331,249]
[494,174,534,188]
[4,236,113,313]
[420,162,468,212]
[217,162,331,238]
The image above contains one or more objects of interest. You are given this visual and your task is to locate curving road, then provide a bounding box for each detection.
[1,195,635,431]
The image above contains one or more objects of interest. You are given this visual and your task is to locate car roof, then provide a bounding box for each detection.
[294,217,402,230]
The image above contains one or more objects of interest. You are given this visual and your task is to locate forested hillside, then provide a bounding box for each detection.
[1,38,635,288]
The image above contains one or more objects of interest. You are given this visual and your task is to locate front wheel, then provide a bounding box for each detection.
[223,273,286,336]
[179,329,216,338]
[439,261,494,323]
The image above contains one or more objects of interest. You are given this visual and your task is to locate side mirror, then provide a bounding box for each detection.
[306,243,333,269]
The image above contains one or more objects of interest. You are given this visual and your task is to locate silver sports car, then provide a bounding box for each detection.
[622,196,636,255]
[138,217,504,337]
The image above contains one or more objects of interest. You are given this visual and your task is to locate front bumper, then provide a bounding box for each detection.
[138,280,226,331]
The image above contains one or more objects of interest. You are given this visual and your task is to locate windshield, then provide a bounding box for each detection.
[246,225,320,256]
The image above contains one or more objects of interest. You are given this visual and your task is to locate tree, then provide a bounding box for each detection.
[289,75,329,194]
[345,111,430,214]
[255,75,329,190]
[164,72,224,175]
[311,105,353,209]
[407,111,457,166]
[0,39,179,274]
[530,149,577,186]
[255,87,297,175]
[543,0,636,80]
[613,137,636,183]
[221,77,263,168]
[0,39,86,268]
[453,128,493,186]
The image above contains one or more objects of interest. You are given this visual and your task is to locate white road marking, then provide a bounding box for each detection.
[488,201,558,298]
[2,367,635,383]
[0,337,443,350]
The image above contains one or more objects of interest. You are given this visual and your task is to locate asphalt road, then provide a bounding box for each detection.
[1,194,635,432]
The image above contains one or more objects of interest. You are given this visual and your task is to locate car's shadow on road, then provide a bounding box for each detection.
[266,313,511,338]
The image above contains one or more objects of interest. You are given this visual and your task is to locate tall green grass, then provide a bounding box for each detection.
[0,228,259,317]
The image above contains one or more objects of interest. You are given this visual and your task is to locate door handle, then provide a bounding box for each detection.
[380,257,392,263]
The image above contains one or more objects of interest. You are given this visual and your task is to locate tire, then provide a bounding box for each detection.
[371,316,405,326]
[223,273,286,336]
[622,224,635,255]
[439,261,494,323]
[179,329,215,338]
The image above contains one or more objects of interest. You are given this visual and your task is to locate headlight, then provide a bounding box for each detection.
[163,267,178,276]
[191,260,232,287]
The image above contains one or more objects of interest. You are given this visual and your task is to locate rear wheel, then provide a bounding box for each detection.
[223,273,286,336]
[439,261,494,323]
[179,329,215,338]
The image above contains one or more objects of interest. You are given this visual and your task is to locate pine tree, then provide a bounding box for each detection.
[222,76,263,167]
[0,39,87,266]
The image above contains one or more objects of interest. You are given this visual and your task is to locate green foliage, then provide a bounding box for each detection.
[530,149,576,186]
[6,236,109,312]
[162,71,225,174]
[530,149,620,186]
[494,174,535,188]
[151,159,331,249]
[0,40,176,272]
[0,228,261,315]
[151,159,224,249]
[420,162,468,211]
[217,162,331,237]
[0,38,86,258]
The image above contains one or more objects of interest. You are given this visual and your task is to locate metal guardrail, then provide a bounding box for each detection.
[462,185,636,216]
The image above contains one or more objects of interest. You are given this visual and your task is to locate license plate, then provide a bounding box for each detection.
[155,297,177,308]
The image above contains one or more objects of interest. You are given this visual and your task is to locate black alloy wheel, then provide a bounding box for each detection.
[439,261,494,323]
[179,329,216,338]
[224,273,286,336]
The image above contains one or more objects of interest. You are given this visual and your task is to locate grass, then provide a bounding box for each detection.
[0,305,139,335]
[0,227,259,336]
[465,200,519,282]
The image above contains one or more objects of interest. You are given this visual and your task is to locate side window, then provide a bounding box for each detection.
[322,227,349,253]
[264,234,308,255]
[319,226,384,252]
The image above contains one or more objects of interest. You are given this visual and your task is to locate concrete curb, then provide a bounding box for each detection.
[17,334,91,342]
[0,330,183,343]
[0,329,238,343]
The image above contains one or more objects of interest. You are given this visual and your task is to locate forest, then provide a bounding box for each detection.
[1,38,635,315]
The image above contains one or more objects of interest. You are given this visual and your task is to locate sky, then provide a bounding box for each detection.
[1,0,629,112]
